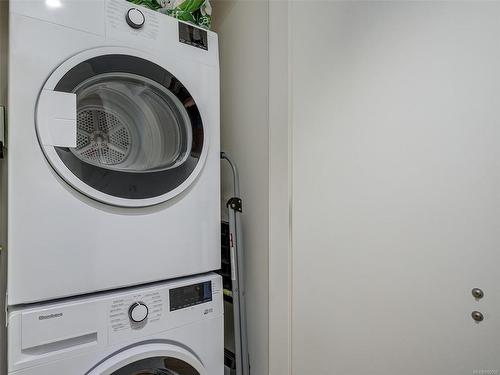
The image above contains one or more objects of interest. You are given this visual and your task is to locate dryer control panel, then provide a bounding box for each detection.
[106,0,160,41]
[104,0,219,66]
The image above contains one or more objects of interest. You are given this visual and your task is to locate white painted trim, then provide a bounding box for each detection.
[268,1,292,374]
[0,1,8,374]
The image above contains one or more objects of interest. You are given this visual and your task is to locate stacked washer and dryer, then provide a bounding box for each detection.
[4,0,222,374]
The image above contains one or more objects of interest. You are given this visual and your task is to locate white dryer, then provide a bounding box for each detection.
[7,0,220,304]
[7,273,224,375]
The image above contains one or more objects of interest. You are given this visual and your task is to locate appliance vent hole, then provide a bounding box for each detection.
[74,109,131,166]
[109,127,131,150]
[78,110,95,133]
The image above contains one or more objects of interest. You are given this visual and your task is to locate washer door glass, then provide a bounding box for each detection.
[37,54,205,206]
[111,356,200,375]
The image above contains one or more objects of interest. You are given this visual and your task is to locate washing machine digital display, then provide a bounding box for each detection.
[169,281,212,311]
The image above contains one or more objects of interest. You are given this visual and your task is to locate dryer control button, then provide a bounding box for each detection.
[126,8,145,29]
[129,302,149,323]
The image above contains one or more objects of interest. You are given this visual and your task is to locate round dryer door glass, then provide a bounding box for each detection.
[37,54,206,207]
[111,356,200,375]
[73,73,191,172]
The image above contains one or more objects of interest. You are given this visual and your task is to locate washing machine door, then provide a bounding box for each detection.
[87,343,207,375]
[112,356,202,375]
[36,48,206,207]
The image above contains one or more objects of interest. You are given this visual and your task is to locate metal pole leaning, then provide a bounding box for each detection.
[221,152,249,375]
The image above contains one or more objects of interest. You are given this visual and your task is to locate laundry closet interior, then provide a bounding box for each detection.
[2,1,500,375]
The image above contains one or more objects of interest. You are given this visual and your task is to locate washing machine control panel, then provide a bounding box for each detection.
[169,281,213,311]
[10,276,223,368]
[109,291,163,333]
[106,276,222,345]
[128,302,149,323]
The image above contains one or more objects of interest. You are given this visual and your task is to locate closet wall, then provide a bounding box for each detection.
[269,2,500,374]
[212,1,270,374]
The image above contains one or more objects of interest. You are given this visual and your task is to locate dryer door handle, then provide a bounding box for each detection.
[37,90,77,147]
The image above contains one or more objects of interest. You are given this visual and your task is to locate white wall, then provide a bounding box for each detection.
[212,1,269,374]
[269,1,500,374]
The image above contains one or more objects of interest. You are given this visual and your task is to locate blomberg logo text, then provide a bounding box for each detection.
[38,313,63,320]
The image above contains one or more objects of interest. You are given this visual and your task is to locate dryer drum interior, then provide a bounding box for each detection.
[72,72,192,173]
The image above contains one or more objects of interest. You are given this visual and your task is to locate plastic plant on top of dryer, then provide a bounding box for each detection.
[127,0,212,29]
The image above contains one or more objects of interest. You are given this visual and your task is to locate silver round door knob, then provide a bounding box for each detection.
[129,302,149,323]
[472,288,484,299]
[471,311,484,322]
[126,8,145,29]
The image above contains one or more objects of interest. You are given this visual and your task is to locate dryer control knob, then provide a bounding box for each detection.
[129,302,149,323]
[126,8,145,29]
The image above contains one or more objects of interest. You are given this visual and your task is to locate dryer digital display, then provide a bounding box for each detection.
[169,281,212,311]
[179,22,208,50]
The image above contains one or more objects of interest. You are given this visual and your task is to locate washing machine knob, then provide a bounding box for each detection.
[129,302,149,323]
[126,8,145,29]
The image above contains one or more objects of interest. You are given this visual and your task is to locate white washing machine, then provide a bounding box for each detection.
[7,0,220,304]
[7,273,223,375]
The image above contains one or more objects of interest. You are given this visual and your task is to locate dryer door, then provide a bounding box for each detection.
[36,48,206,207]
[87,343,207,375]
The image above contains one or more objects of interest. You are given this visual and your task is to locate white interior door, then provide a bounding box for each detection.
[291,2,500,374]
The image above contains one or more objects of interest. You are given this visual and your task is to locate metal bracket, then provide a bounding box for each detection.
[0,106,5,159]
[4,292,8,328]
[227,197,242,213]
